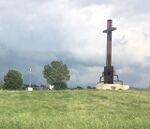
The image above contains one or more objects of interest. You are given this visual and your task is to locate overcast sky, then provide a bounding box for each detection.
[0,0,150,88]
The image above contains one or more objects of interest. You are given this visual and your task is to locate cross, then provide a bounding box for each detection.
[103,19,116,84]
[103,19,117,67]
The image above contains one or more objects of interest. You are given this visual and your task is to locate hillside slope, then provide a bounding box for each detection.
[0,90,150,129]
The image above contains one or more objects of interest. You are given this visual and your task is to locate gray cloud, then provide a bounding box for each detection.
[72,0,150,25]
[113,35,128,47]
[145,56,150,62]
[73,0,150,15]
[71,0,112,6]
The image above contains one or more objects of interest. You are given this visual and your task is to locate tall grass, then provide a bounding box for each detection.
[0,90,150,129]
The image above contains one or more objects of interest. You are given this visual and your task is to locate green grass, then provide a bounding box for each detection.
[0,89,150,129]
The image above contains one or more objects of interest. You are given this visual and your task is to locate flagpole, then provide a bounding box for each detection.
[29,68,32,87]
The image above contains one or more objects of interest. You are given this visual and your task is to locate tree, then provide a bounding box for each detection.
[0,80,4,89]
[4,70,23,90]
[43,61,70,90]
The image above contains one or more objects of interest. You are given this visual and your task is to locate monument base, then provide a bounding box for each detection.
[96,83,129,90]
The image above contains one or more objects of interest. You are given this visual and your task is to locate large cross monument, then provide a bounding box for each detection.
[96,19,129,90]
[103,19,116,84]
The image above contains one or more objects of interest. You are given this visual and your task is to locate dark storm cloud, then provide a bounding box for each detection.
[0,42,49,84]
[115,60,150,88]
[55,51,105,68]
[0,42,104,85]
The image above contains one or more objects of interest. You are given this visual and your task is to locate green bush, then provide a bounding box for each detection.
[4,70,23,90]
[0,80,4,89]
[52,82,67,90]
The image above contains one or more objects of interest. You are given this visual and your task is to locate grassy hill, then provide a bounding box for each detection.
[0,90,150,129]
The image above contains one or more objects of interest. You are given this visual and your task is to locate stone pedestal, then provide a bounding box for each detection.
[96,83,129,90]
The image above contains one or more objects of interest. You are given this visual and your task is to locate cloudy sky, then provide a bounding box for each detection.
[0,0,150,88]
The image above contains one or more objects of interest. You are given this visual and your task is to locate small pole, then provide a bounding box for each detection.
[27,68,33,91]
[29,68,32,87]
[2,72,5,79]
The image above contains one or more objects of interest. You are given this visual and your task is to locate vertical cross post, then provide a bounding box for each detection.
[103,19,116,84]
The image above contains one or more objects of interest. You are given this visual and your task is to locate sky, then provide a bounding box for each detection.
[0,0,150,88]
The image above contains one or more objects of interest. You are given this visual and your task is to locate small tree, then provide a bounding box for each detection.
[43,60,70,90]
[4,70,23,90]
[0,80,4,89]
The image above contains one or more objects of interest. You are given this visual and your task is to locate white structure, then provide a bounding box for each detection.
[49,85,54,90]
[96,83,129,90]
[27,87,33,91]
[27,68,33,91]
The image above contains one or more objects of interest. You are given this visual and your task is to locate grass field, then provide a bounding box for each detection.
[0,89,150,129]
